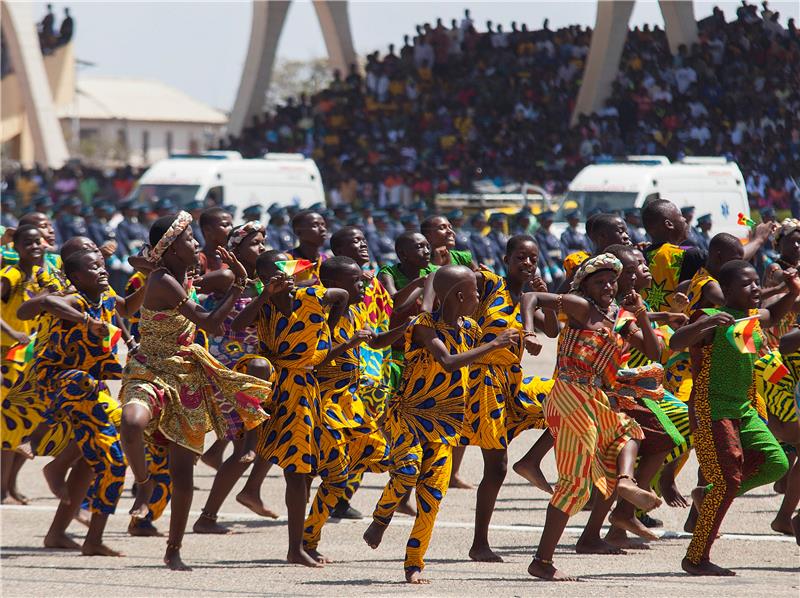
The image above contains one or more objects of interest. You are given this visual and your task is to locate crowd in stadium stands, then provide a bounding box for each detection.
[1,4,74,78]
[221,1,799,210]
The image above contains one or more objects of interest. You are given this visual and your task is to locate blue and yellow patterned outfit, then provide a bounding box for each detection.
[371,311,479,575]
[35,290,126,514]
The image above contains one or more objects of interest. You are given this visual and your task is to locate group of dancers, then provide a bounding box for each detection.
[1,198,799,582]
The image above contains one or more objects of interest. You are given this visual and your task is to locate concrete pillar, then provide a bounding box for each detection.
[229,0,291,136]
[571,0,635,125]
[1,1,69,167]
[659,0,698,54]
[312,0,357,75]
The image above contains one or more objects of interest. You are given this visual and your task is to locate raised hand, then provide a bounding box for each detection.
[620,290,645,312]
[707,311,735,328]
[664,312,689,328]
[350,328,376,346]
[217,247,247,281]
[99,241,117,258]
[265,272,292,297]
[530,275,548,293]
[671,292,690,312]
[782,268,800,295]
[88,318,109,339]
[524,332,542,355]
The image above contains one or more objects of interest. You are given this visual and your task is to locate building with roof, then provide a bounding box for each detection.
[59,76,228,167]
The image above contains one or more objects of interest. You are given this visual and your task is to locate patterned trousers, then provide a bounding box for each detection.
[303,428,389,550]
[686,408,788,564]
[44,369,126,514]
[371,427,453,574]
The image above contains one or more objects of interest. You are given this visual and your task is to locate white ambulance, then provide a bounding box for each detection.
[129,151,325,218]
[553,156,750,237]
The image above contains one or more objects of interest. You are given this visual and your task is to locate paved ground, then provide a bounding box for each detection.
[2,337,799,596]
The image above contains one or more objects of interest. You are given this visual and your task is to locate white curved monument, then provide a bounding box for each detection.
[229,0,356,136]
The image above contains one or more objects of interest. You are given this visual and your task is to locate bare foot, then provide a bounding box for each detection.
[363,521,387,549]
[74,509,91,528]
[164,547,192,571]
[468,544,504,562]
[8,487,29,505]
[681,557,735,576]
[397,496,417,517]
[449,474,474,489]
[605,526,651,550]
[235,492,279,519]
[128,518,163,537]
[608,510,659,541]
[305,548,332,564]
[1,494,23,505]
[44,532,81,550]
[405,569,430,584]
[659,476,689,508]
[239,450,255,464]
[128,478,154,519]
[616,478,661,512]
[770,516,794,536]
[43,460,68,501]
[527,558,579,581]
[791,513,800,546]
[512,460,554,494]
[575,537,626,555]
[82,542,124,557]
[15,441,35,460]
[192,514,230,534]
[287,548,324,567]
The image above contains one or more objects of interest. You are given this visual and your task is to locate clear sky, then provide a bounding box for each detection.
[38,0,799,112]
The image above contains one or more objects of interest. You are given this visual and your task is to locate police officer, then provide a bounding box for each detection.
[624,208,648,246]
[186,200,206,247]
[534,210,565,291]
[468,212,496,271]
[695,213,712,252]
[400,213,419,232]
[116,200,148,257]
[56,196,87,243]
[1,195,18,229]
[387,204,405,238]
[366,210,396,266]
[448,209,472,251]
[487,212,509,274]
[559,209,590,257]
[242,204,263,223]
[266,207,295,251]
[681,206,705,248]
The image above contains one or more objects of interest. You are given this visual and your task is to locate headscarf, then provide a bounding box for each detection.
[228,221,265,251]
[570,252,622,292]
[776,218,800,243]
[144,210,192,264]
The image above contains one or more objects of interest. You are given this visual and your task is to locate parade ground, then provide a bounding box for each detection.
[1,337,798,597]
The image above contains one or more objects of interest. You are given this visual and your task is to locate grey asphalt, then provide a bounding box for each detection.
[2,337,799,596]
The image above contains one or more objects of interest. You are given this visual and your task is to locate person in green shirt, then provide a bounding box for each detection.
[670,259,798,576]
[421,215,476,269]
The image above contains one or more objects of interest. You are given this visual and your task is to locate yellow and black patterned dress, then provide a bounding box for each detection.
[255,285,331,473]
[755,349,800,424]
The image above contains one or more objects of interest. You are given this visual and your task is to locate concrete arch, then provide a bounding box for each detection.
[571,0,698,124]
[1,0,69,167]
[229,0,356,137]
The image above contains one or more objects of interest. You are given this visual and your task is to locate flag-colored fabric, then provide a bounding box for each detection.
[726,318,758,353]
[5,335,36,363]
[737,213,756,228]
[762,352,790,384]
[102,324,122,353]
[275,259,314,276]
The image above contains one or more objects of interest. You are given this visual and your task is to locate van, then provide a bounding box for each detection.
[552,156,750,238]
[128,151,325,217]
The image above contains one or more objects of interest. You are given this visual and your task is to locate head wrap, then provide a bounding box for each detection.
[776,218,800,242]
[570,252,622,292]
[228,221,265,251]
[144,210,192,264]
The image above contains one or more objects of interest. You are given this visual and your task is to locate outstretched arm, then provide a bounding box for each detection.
[779,328,800,355]
[670,311,733,351]
[760,269,800,328]
[414,325,519,372]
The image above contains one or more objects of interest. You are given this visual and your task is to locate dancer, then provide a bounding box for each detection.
[754,328,800,536]
[670,259,797,575]
[231,249,348,568]
[192,221,279,533]
[303,255,407,561]
[287,209,329,284]
[362,265,518,583]
[524,253,662,581]
[463,235,559,562]
[119,212,271,570]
